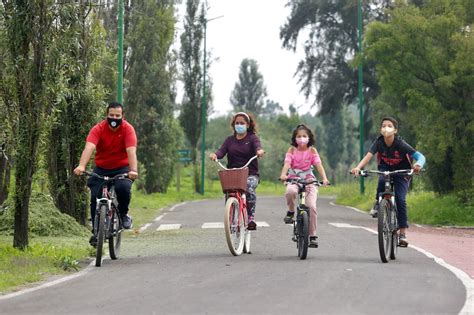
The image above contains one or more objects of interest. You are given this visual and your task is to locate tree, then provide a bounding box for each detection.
[365,0,474,195]
[321,110,344,184]
[179,0,206,193]
[261,99,283,119]
[229,58,267,116]
[125,0,180,193]
[46,2,106,225]
[280,0,391,138]
[2,0,57,248]
[0,9,15,206]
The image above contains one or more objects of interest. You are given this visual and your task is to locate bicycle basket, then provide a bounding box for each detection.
[218,167,249,193]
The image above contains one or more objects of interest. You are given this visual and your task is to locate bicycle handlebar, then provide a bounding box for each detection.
[81,171,129,181]
[284,178,328,187]
[215,155,259,171]
[356,169,414,177]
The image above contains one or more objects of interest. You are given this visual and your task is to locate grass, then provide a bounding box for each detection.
[0,236,90,293]
[330,179,474,227]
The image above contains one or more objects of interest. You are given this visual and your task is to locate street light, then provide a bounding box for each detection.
[200,14,223,195]
[357,0,365,194]
[117,0,124,104]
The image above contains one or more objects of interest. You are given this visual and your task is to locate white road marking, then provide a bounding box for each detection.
[154,214,166,222]
[169,202,187,212]
[0,260,95,301]
[201,221,270,229]
[139,223,152,233]
[329,201,366,214]
[329,222,473,314]
[202,222,224,229]
[157,224,181,231]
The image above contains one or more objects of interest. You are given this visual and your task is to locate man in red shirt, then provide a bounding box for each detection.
[74,102,138,245]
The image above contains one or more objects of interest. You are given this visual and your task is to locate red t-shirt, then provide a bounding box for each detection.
[86,120,137,170]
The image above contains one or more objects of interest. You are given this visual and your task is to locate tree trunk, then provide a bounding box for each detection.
[0,153,11,205]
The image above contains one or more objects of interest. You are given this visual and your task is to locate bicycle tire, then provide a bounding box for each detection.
[224,197,244,256]
[108,209,122,260]
[390,208,399,260]
[378,199,392,263]
[297,210,309,260]
[95,205,106,267]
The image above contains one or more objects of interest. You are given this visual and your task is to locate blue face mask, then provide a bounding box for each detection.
[235,124,247,134]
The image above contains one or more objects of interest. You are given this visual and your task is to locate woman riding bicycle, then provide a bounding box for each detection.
[210,112,265,230]
[279,124,330,248]
[350,116,426,247]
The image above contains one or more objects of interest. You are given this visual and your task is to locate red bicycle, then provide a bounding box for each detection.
[216,155,258,256]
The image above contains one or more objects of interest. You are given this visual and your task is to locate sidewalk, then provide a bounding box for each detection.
[408,225,474,279]
[364,222,474,278]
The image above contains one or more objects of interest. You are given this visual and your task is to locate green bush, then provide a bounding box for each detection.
[0,192,90,237]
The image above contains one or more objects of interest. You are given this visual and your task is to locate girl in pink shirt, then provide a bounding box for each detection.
[279,124,330,248]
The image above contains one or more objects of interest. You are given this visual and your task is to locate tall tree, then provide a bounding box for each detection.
[321,110,345,184]
[2,0,56,248]
[46,2,105,224]
[229,58,267,116]
[365,0,474,195]
[0,8,15,205]
[125,0,180,193]
[280,0,391,139]
[179,0,206,193]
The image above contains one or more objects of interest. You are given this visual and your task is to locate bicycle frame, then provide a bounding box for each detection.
[96,183,119,238]
[215,155,258,255]
[359,169,414,262]
[225,191,247,225]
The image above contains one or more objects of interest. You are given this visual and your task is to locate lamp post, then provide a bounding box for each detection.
[358,0,365,194]
[117,0,124,104]
[200,15,223,195]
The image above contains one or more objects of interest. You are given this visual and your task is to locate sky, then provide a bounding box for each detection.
[175,0,315,117]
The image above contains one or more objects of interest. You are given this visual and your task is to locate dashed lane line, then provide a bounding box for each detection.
[156,224,182,231]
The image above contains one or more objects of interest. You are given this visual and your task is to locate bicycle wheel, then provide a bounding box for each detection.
[108,208,122,260]
[224,197,245,256]
[95,205,107,267]
[378,199,392,263]
[390,209,399,260]
[297,210,309,260]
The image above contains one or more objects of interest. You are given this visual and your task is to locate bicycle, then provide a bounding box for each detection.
[359,169,414,263]
[285,178,325,260]
[82,171,128,267]
[215,155,258,256]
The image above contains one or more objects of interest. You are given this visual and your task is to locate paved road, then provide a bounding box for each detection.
[0,196,469,314]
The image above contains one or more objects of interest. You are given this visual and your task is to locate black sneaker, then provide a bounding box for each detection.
[247,220,257,230]
[399,233,408,247]
[283,211,295,224]
[121,214,133,229]
[89,235,97,248]
[309,236,318,248]
[370,201,379,218]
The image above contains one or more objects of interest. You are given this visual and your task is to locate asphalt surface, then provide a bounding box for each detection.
[0,196,469,315]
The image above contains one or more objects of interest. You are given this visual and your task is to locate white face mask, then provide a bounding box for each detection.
[381,126,396,137]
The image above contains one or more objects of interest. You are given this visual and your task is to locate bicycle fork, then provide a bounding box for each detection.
[95,198,113,238]
[293,205,309,242]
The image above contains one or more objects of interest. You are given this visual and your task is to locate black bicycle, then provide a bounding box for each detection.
[285,178,325,260]
[359,169,414,263]
[83,171,128,267]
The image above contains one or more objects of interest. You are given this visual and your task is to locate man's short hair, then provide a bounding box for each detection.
[107,102,123,113]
